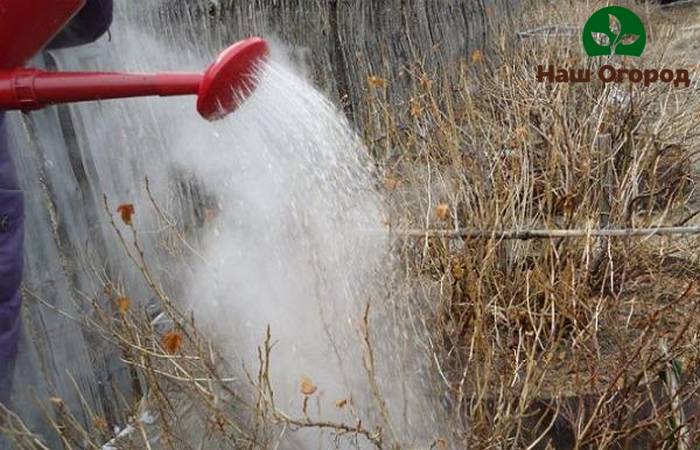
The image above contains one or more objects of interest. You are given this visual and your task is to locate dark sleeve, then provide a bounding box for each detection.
[0,116,18,191]
[0,113,23,405]
[48,0,113,49]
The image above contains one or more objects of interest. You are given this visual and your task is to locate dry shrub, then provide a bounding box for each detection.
[366,1,700,448]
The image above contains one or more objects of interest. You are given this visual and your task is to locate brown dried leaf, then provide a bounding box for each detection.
[116,296,130,315]
[451,255,467,280]
[93,417,109,433]
[162,330,183,354]
[471,49,484,63]
[334,398,348,408]
[367,75,387,88]
[117,203,135,225]
[410,100,423,117]
[300,375,317,396]
[435,203,450,221]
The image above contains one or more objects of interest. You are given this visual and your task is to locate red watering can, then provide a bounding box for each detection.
[0,0,268,120]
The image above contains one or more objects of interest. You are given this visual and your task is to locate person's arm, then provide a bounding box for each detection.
[0,113,24,405]
[0,0,113,404]
[48,0,113,49]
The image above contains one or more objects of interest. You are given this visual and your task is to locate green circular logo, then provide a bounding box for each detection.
[582,6,646,57]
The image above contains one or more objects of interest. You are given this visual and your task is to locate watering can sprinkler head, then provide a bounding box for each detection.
[0,37,269,121]
[197,38,268,120]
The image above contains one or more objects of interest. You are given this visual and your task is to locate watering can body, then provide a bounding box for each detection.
[0,0,87,68]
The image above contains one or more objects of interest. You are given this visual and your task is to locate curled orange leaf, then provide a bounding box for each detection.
[410,100,423,117]
[162,330,183,354]
[116,296,130,315]
[117,203,135,225]
[435,203,450,221]
[93,417,109,432]
[367,75,387,88]
[451,259,466,280]
[300,375,317,396]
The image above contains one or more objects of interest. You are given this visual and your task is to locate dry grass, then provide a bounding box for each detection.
[3,1,700,449]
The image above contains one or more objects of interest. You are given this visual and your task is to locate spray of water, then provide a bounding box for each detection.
[176,54,386,407]
[171,53,444,447]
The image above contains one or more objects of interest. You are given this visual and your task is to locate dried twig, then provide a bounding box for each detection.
[391,225,700,240]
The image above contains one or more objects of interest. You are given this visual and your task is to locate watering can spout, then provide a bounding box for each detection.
[0,37,269,121]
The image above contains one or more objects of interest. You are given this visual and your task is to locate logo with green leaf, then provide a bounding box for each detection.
[582,6,646,57]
